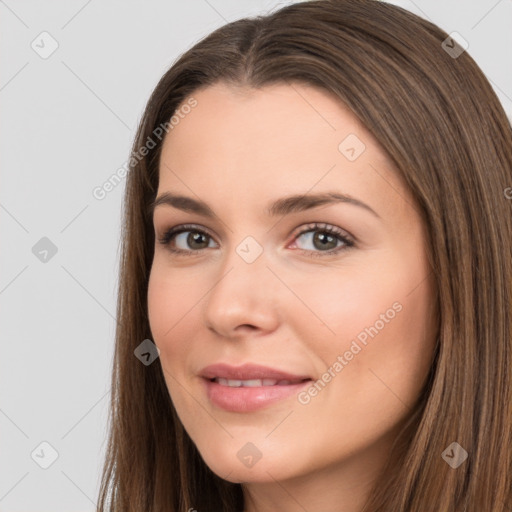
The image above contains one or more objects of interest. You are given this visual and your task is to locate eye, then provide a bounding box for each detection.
[156,222,355,258]
[157,224,216,256]
[290,222,354,258]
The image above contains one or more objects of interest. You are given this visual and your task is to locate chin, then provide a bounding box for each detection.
[196,441,306,485]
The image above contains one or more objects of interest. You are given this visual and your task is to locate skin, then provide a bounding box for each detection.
[147,82,438,512]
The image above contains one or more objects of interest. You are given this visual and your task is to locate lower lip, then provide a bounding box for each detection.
[202,378,312,413]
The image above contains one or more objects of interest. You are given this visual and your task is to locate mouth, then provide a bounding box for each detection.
[199,362,312,382]
[199,363,313,412]
[207,377,311,387]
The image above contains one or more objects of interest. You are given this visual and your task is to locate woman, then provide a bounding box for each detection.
[97,0,512,510]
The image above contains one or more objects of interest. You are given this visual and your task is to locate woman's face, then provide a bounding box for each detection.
[148,82,437,506]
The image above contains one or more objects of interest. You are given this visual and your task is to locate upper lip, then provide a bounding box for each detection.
[200,363,312,382]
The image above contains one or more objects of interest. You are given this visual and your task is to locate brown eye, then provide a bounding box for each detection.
[181,231,211,250]
[301,231,339,251]
[157,222,355,258]
[291,223,354,257]
[158,224,217,255]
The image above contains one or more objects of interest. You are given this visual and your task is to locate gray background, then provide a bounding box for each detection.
[1,0,511,510]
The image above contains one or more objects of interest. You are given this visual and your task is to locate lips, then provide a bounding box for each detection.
[199,363,313,412]
[199,362,311,383]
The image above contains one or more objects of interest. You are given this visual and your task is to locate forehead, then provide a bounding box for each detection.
[157,82,410,221]
[161,81,392,162]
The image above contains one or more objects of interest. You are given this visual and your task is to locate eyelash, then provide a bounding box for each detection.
[157,222,355,259]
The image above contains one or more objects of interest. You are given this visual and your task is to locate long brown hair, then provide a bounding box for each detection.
[97,1,512,510]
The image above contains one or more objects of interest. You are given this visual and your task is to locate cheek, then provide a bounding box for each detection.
[288,263,406,348]
[147,264,203,363]
[147,267,203,416]
[280,263,435,462]
[291,255,435,398]
[147,256,205,332]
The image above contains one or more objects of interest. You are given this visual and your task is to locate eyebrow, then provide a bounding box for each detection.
[149,191,380,219]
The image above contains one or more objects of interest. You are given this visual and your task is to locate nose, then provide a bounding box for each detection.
[202,240,281,338]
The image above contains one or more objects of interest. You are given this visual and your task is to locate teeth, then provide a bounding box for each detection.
[214,378,299,387]
[243,379,266,387]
